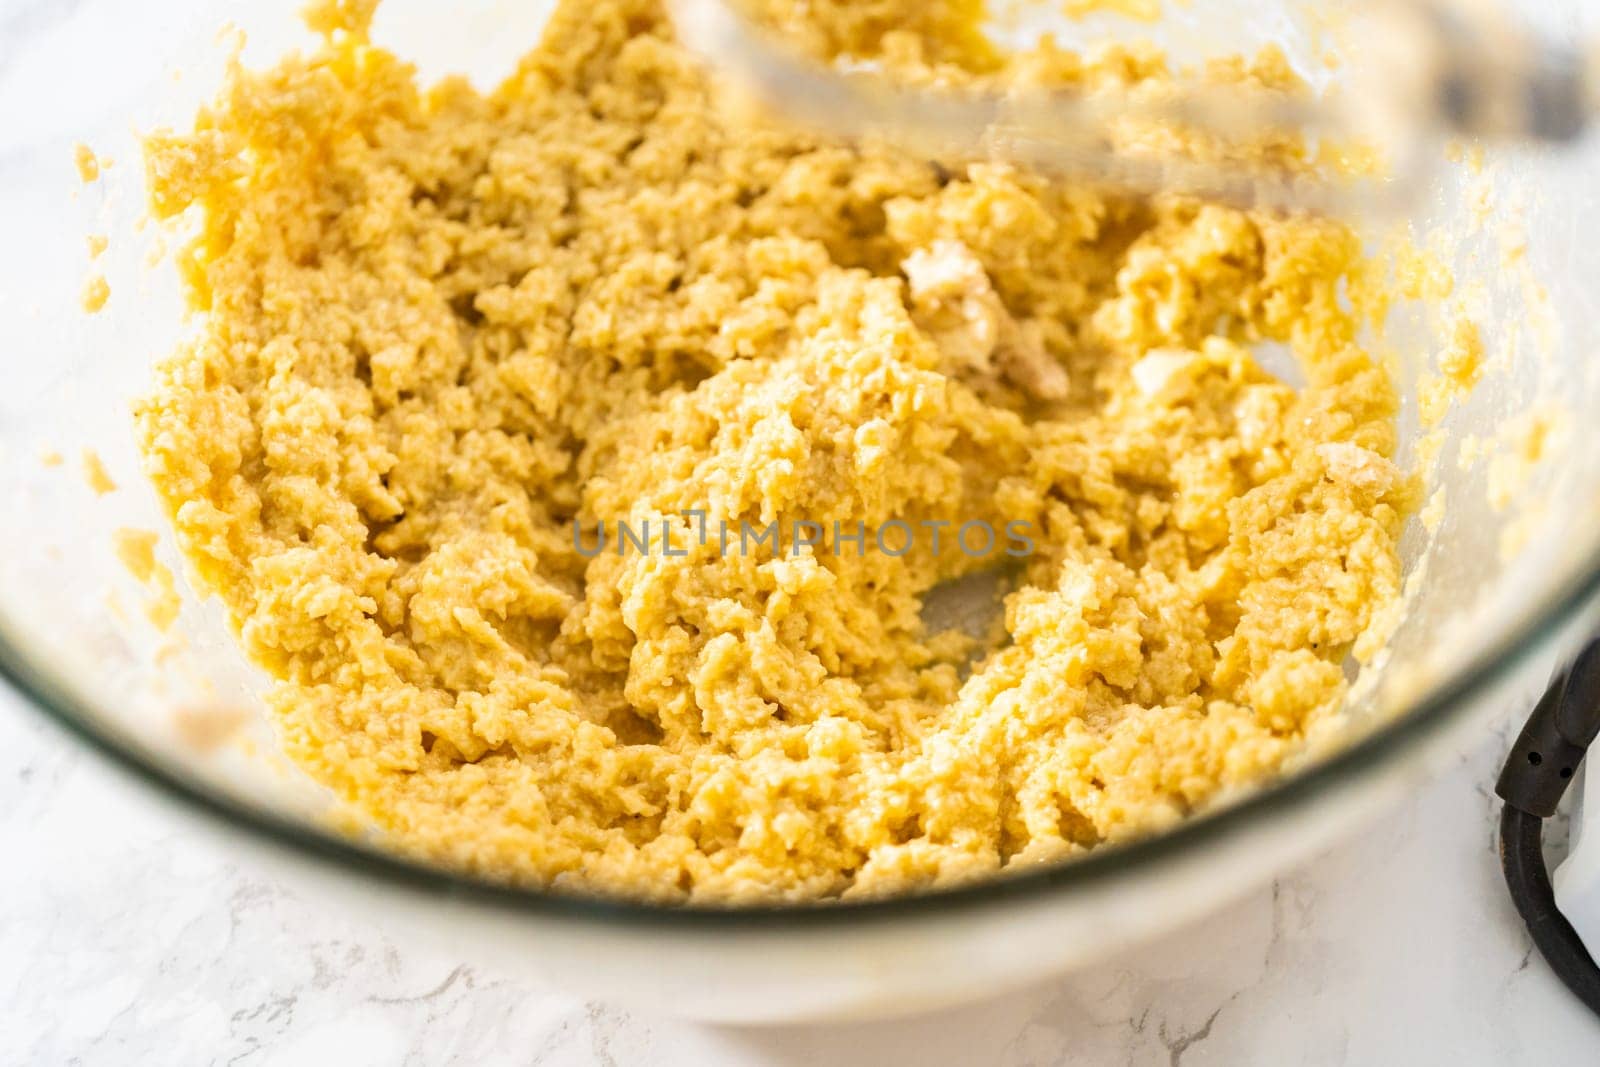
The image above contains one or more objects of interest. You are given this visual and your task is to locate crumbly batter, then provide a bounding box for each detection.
[81,274,110,314]
[136,0,1409,903]
[74,142,102,184]
[112,528,182,631]
[82,448,117,495]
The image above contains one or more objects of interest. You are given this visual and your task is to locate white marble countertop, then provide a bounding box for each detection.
[3,680,1598,1066]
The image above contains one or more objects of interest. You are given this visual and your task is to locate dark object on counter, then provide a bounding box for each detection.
[1497,637,1600,1017]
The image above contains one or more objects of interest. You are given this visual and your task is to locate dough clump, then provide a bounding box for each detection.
[137,0,1407,902]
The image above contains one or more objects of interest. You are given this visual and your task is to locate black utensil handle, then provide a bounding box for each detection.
[1497,638,1600,1016]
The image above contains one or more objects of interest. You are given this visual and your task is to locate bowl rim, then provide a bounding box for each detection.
[2,541,1596,929]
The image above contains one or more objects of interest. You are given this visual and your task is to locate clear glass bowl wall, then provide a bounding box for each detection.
[2,0,1599,1021]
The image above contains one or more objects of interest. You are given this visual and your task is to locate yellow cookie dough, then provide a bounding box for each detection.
[135,0,1409,903]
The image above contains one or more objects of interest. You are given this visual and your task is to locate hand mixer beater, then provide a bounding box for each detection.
[668,0,1596,215]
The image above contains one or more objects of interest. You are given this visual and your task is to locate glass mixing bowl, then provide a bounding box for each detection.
[2,0,1600,1022]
